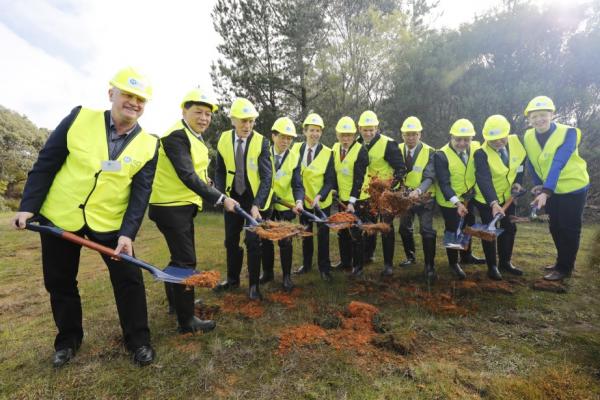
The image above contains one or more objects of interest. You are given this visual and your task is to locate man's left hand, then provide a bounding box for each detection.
[293,201,304,215]
[114,236,133,256]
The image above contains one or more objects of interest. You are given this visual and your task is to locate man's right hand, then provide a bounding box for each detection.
[250,205,262,220]
[11,212,34,229]
[223,197,239,213]
[456,202,468,217]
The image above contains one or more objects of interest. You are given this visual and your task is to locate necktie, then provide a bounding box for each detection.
[341,148,346,161]
[275,154,282,170]
[307,148,313,165]
[499,147,509,167]
[405,150,413,170]
[460,151,468,165]
[234,138,246,194]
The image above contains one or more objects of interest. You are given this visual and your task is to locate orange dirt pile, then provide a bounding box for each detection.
[328,212,358,223]
[277,301,384,355]
[267,288,302,309]
[181,270,221,288]
[255,220,312,241]
[531,279,568,293]
[221,293,265,319]
[365,177,427,216]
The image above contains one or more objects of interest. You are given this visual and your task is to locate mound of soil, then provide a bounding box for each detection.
[221,294,265,319]
[267,288,302,309]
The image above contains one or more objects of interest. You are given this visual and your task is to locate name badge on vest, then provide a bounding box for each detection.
[341,167,350,176]
[412,165,423,172]
[275,169,286,180]
[248,157,258,171]
[101,160,122,172]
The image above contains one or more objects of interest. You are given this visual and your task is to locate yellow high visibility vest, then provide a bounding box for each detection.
[523,123,589,194]
[40,108,158,232]
[216,130,273,210]
[291,142,333,208]
[474,135,526,204]
[399,141,436,196]
[366,134,394,179]
[150,120,209,209]
[271,149,300,211]
[333,142,370,202]
[435,141,480,208]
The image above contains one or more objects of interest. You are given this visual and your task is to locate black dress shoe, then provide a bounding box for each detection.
[259,273,274,284]
[461,254,486,265]
[487,265,503,281]
[178,316,216,334]
[52,348,75,368]
[351,267,364,278]
[380,264,393,277]
[450,263,466,280]
[543,270,570,281]
[398,257,416,267]
[294,265,311,275]
[213,280,240,292]
[499,263,523,276]
[320,271,333,282]
[282,275,294,292]
[132,345,155,366]
[248,285,263,300]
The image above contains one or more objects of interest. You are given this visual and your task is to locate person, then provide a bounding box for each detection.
[292,113,335,282]
[523,96,589,281]
[332,116,370,277]
[356,110,406,276]
[397,116,438,282]
[148,88,239,333]
[11,67,159,367]
[260,117,304,292]
[473,115,526,280]
[434,118,486,280]
[214,98,273,300]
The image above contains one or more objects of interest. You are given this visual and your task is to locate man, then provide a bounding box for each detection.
[149,88,238,333]
[473,115,526,280]
[214,98,273,300]
[260,117,304,292]
[11,67,159,367]
[332,116,370,277]
[397,116,437,283]
[292,113,335,282]
[523,96,589,281]
[356,110,406,276]
[434,118,485,280]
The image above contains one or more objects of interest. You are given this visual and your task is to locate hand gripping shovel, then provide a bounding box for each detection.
[234,204,307,241]
[335,200,391,235]
[464,190,524,242]
[273,198,328,224]
[25,222,198,284]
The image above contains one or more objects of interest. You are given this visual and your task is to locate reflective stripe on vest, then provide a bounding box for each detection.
[291,142,333,208]
[40,108,158,232]
[150,120,209,209]
[367,134,394,179]
[216,130,273,210]
[272,149,300,211]
[399,141,436,196]
[435,141,480,208]
[523,123,589,194]
[333,142,370,202]
[474,135,526,204]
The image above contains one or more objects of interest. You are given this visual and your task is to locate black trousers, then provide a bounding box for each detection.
[546,188,588,274]
[364,212,395,265]
[337,200,369,269]
[262,209,294,277]
[40,227,150,352]
[300,205,331,272]
[149,204,198,310]
[439,202,477,265]
[224,190,263,286]
[473,200,517,268]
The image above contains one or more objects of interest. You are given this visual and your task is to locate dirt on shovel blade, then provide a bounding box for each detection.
[181,270,221,288]
[361,222,391,235]
[463,226,497,242]
[255,220,312,241]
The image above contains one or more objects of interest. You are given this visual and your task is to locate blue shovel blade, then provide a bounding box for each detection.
[443,230,470,250]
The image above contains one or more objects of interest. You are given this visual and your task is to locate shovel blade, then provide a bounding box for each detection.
[443,230,470,250]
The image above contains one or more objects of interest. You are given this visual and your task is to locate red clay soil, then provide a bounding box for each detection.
[267,288,302,309]
[531,279,568,293]
[277,301,383,355]
[220,293,265,319]
[181,270,221,288]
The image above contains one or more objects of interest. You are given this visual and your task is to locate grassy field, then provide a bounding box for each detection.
[1,211,599,399]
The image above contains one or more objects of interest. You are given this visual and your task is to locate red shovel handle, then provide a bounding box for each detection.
[62,231,120,259]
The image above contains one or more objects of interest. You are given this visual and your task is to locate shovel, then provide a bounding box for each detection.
[234,204,261,229]
[273,198,328,224]
[465,196,519,242]
[443,215,471,250]
[25,222,198,284]
[336,200,391,235]
[234,204,307,241]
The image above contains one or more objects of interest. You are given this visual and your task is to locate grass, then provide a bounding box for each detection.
[1,211,599,399]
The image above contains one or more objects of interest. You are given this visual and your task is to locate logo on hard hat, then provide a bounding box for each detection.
[128,77,145,90]
[536,102,547,107]
[408,124,416,128]
[285,126,291,132]
[312,118,318,123]
[460,127,470,133]
[489,129,501,136]
[343,124,350,130]
[242,107,250,113]
[201,94,207,100]
[366,118,373,123]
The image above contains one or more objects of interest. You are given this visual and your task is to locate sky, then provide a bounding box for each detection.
[0,0,582,133]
